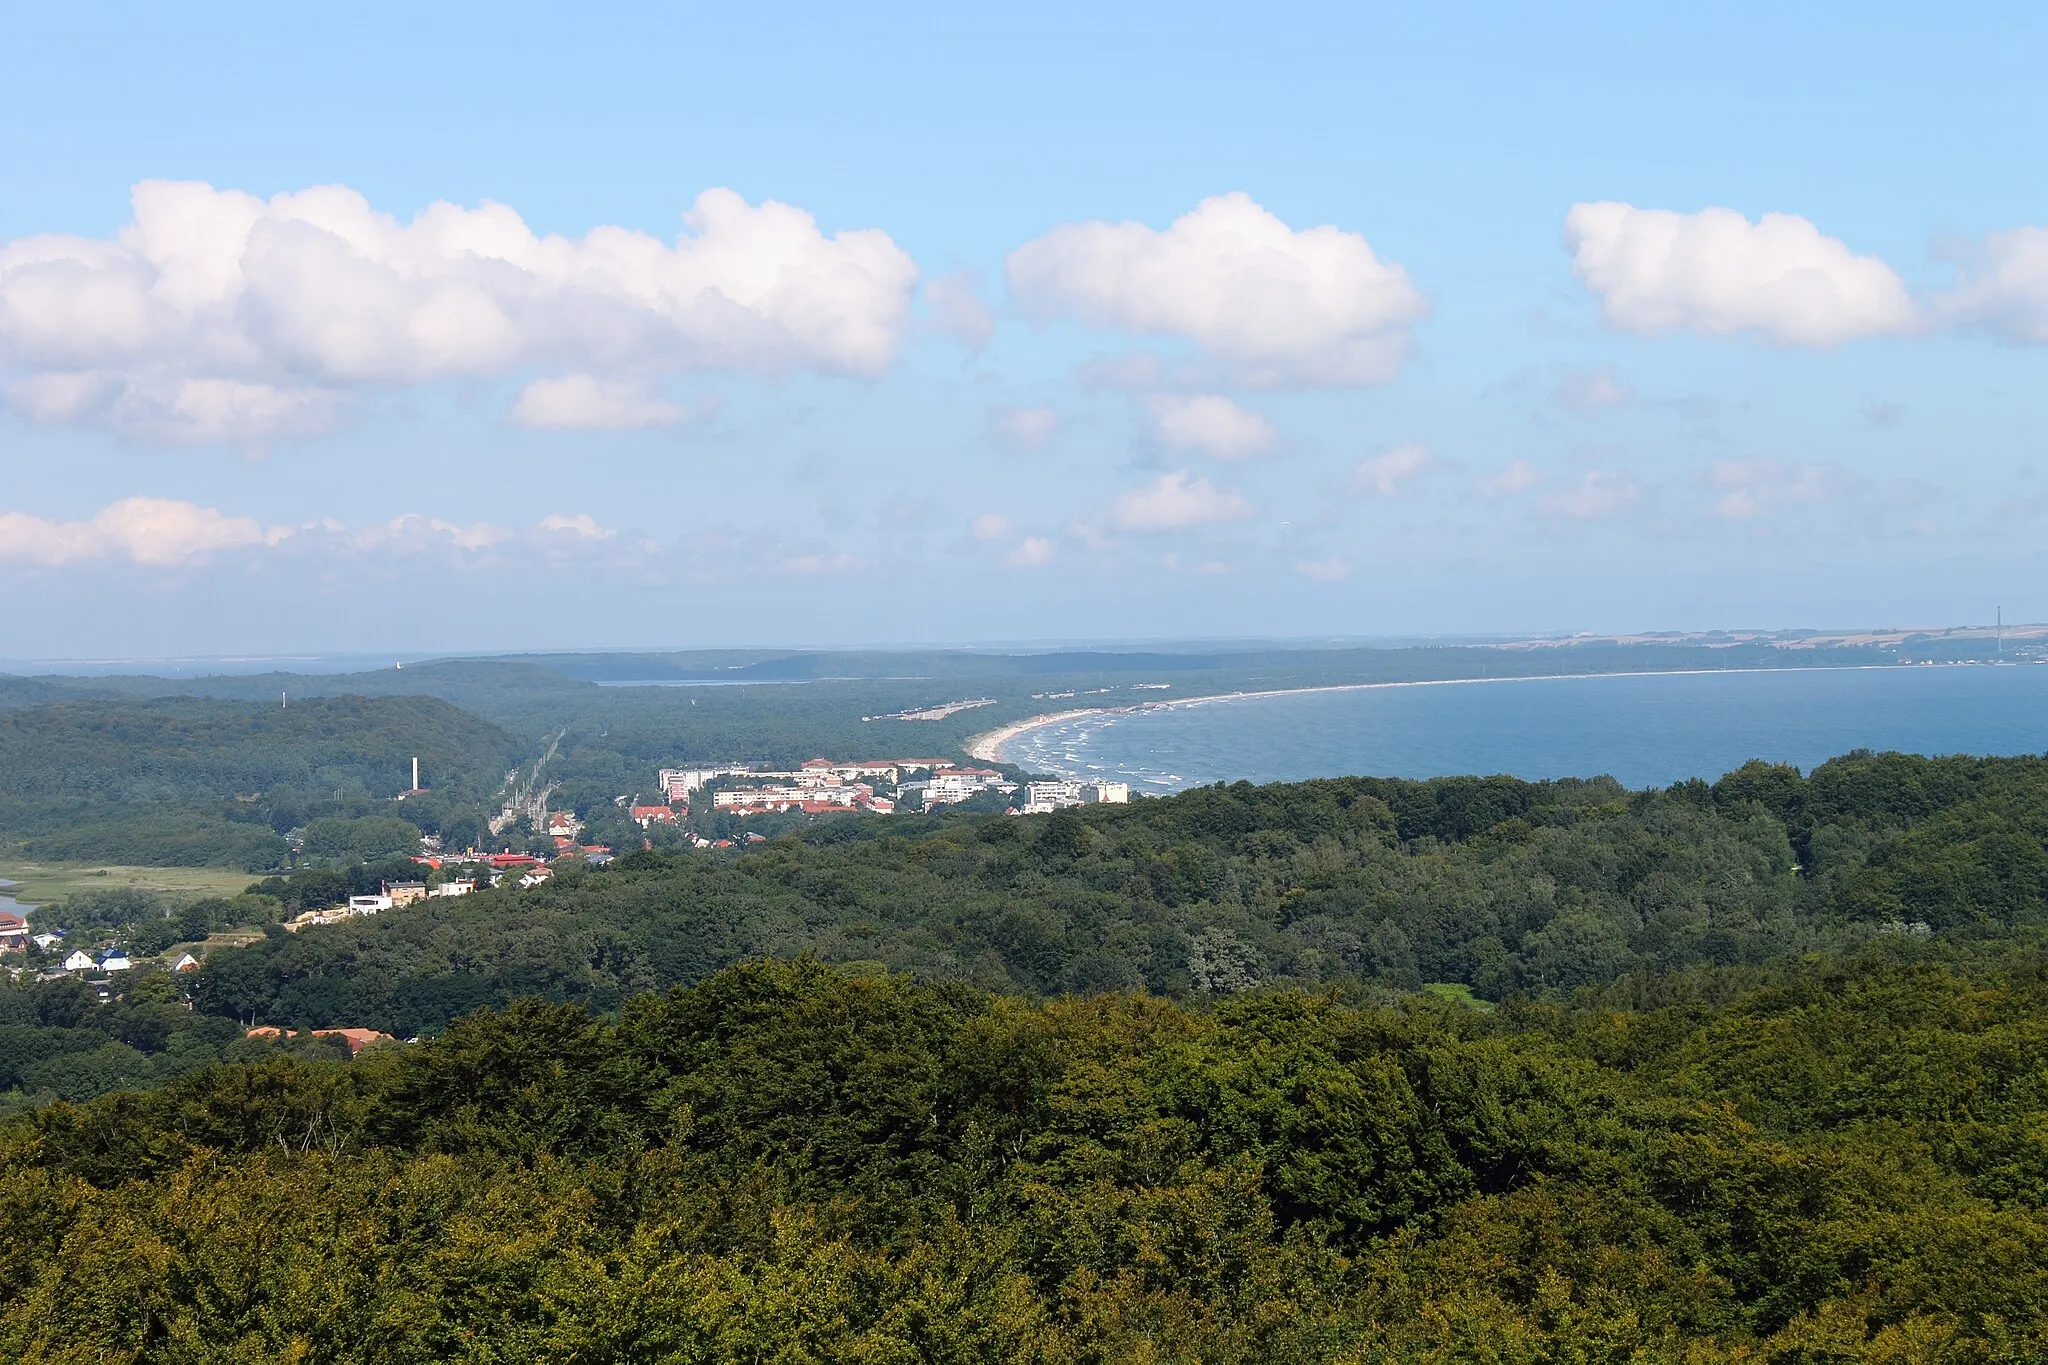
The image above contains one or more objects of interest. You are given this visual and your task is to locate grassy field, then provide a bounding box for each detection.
[0,859,256,907]
[1422,981,1497,1012]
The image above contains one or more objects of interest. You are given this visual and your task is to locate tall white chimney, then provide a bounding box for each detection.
[412,756,420,791]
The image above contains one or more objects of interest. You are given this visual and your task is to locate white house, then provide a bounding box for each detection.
[101,952,133,972]
[347,894,393,915]
[31,933,63,950]
[172,953,200,972]
[62,949,94,972]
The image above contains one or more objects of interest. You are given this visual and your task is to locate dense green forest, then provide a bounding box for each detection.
[5,745,2047,1355]
[155,750,2048,1040]
[0,695,522,869]
[7,747,2043,1111]
[2,949,2043,1359]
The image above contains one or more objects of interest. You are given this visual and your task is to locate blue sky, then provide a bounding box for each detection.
[2,1,2045,657]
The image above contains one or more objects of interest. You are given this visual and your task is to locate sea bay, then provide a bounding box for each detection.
[1004,664,2048,792]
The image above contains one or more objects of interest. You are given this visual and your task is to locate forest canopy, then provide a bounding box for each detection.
[4,745,2048,1356]
[2,951,2044,1359]
[162,749,2048,1039]
[0,694,521,869]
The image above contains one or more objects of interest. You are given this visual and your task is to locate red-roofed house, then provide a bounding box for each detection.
[313,1028,397,1056]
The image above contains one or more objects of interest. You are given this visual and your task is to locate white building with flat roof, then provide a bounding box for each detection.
[1019,780,1084,814]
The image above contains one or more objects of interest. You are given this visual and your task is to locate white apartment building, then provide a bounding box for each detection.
[1020,780,1085,814]
[924,768,1013,805]
[658,766,754,799]
[1083,782,1131,804]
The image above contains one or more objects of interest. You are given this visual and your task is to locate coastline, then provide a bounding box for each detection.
[965,708,1111,764]
[964,662,1929,765]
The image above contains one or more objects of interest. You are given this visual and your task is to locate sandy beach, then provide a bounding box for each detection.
[963,664,1913,764]
[965,709,1113,763]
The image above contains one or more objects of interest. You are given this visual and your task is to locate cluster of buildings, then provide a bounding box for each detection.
[3,911,199,978]
[278,864,565,933]
[636,757,1137,825]
[859,698,997,722]
[654,757,1017,820]
[1015,779,1131,814]
[52,947,199,975]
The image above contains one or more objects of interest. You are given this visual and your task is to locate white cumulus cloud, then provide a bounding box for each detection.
[512,374,697,430]
[1564,202,1917,347]
[1110,471,1256,532]
[970,513,1013,541]
[0,497,274,566]
[539,513,615,539]
[1149,394,1279,459]
[1348,443,1432,495]
[0,180,920,442]
[1007,192,1426,387]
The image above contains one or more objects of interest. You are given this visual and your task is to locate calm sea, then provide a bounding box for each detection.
[1005,665,2048,792]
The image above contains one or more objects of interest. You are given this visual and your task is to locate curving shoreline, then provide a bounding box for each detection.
[964,708,1111,763]
[963,664,1919,765]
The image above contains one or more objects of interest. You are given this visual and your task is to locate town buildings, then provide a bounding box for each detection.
[1017,779,1131,815]
[906,766,1014,806]
[658,756,1127,820]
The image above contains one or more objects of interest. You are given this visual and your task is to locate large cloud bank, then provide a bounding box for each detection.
[0,498,276,566]
[1007,193,1426,387]
[0,497,634,568]
[0,181,919,441]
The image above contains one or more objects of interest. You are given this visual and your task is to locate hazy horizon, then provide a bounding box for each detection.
[4,621,2040,679]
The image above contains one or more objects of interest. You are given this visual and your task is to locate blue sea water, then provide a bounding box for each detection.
[1005,665,2048,792]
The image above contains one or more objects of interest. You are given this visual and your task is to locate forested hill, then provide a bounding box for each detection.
[0,694,520,803]
[5,952,2045,1357]
[191,749,2048,1037]
[0,695,525,869]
